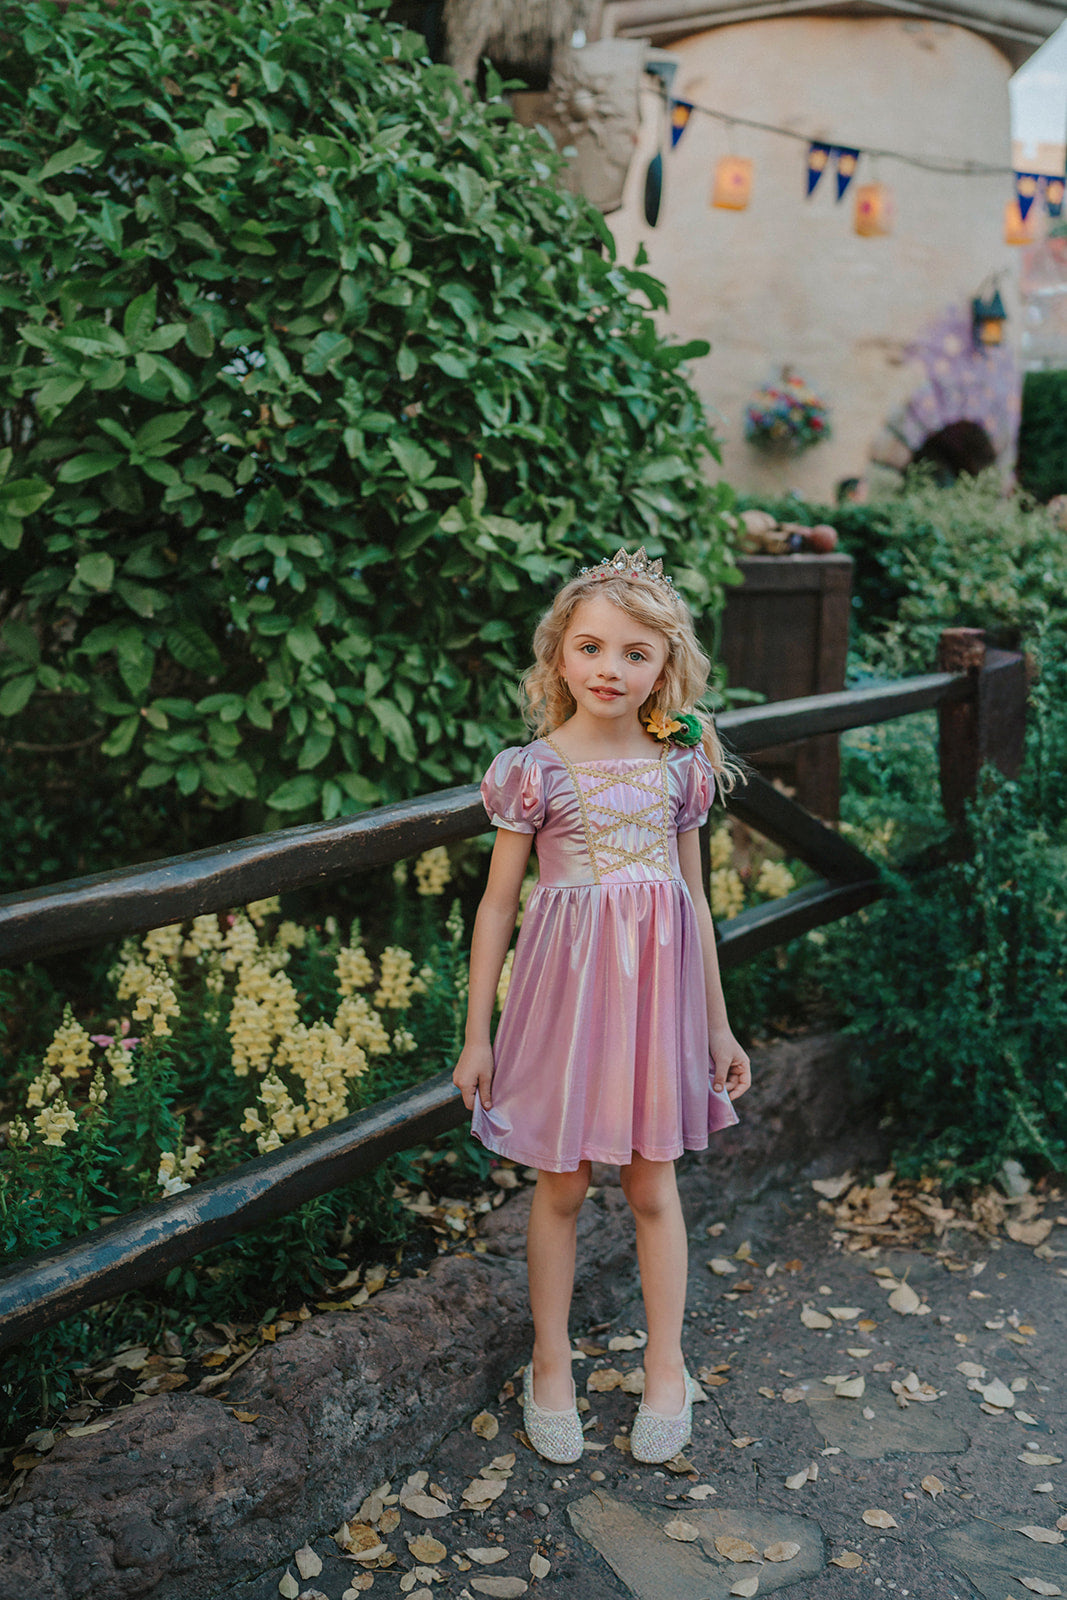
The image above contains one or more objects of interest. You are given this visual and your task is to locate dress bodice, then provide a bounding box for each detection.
[480,739,715,889]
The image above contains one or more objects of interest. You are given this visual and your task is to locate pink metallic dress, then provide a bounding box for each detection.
[471,737,740,1173]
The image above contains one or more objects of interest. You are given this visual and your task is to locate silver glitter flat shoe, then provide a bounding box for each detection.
[630,1368,696,1464]
[522,1363,584,1465]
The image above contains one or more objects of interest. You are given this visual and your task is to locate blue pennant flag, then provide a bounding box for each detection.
[806,142,832,197]
[835,147,860,201]
[669,101,693,150]
[1015,171,1042,221]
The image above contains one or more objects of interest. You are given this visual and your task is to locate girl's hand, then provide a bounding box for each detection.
[710,1030,752,1100]
[453,1042,495,1112]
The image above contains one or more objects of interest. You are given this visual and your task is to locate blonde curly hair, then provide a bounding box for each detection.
[520,568,740,792]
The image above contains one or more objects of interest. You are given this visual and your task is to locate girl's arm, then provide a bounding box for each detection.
[452,826,533,1112]
[677,827,752,1100]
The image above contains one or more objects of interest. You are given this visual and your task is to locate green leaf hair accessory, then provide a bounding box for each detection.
[645,709,703,747]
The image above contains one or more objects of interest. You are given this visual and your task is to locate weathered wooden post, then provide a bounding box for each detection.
[937,627,1028,824]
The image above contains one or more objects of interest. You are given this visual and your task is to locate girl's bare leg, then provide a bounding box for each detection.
[620,1153,688,1414]
[527,1162,591,1410]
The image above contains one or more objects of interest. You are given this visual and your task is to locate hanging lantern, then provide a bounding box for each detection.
[971,288,1007,347]
[1004,198,1036,245]
[711,155,753,211]
[853,182,893,237]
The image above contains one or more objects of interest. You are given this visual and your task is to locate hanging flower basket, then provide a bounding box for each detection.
[745,373,831,452]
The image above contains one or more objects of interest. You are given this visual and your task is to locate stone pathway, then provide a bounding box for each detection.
[231,1171,1067,1600]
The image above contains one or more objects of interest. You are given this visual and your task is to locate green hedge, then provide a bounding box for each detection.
[0,0,734,847]
[1017,370,1067,503]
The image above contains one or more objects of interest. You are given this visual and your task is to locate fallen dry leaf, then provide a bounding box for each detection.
[530,1553,550,1578]
[887,1282,922,1315]
[979,1378,1017,1408]
[1016,1412,1040,1426]
[619,1369,645,1395]
[688,1484,717,1499]
[408,1533,447,1563]
[469,1579,528,1598]
[764,1540,800,1561]
[862,1509,898,1529]
[664,1517,700,1542]
[715,1535,760,1562]
[836,1377,865,1399]
[922,1475,946,1498]
[462,1478,507,1509]
[279,1573,299,1600]
[730,1579,759,1598]
[467,1548,508,1565]
[831,1552,863,1569]
[785,1469,810,1490]
[334,1523,387,1559]
[731,1436,756,1448]
[1019,1454,1064,1467]
[801,1306,832,1330]
[812,1172,854,1198]
[295,1545,322,1579]
[1018,1527,1066,1546]
[472,1411,499,1440]
[758,1386,776,1399]
[1006,1218,1054,1246]
[781,1387,806,1403]
[403,1493,449,1519]
[608,1332,647,1350]
[66,1420,117,1438]
[709,1258,738,1276]
[828,1307,861,1321]
[587,1368,624,1392]
[957,1361,987,1378]
[1015,1579,1061,1596]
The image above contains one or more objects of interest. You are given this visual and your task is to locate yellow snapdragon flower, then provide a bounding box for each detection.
[756,860,796,900]
[336,944,374,996]
[334,995,391,1055]
[374,946,422,1010]
[709,826,733,871]
[710,867,746,922]
[143,923,184,965]
[414,846,452,897]
[34,1102,78,1148]
[43,1007,93,1080]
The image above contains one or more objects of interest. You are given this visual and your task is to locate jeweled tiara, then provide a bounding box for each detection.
[577,546,675,588]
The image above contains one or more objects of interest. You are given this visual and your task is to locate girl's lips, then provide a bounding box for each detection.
[592,688,622,699]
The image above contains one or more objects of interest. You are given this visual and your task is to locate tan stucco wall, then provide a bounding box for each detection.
[608,17,1022,500]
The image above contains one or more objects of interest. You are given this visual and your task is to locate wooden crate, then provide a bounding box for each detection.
[717,553,854,818]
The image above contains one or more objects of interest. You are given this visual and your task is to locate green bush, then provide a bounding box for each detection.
[1017,370,1067,503]
[825,643,1067,1184]
[0,0,734,836]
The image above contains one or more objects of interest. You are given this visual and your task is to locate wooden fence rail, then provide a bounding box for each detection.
[0,633,1028,1350]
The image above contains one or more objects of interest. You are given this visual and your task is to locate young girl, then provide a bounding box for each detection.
[452,547,751,1466]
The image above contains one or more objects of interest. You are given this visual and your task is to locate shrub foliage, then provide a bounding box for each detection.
[0,0,733,829]
[1017,369,1067,504]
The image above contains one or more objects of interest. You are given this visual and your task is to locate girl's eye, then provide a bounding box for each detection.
[627,651,646,662]
[580,643,598,655]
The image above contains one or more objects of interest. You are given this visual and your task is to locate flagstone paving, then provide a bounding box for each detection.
[232,1170,1066,1600]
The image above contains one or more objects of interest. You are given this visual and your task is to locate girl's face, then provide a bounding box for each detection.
[558,594,668,727]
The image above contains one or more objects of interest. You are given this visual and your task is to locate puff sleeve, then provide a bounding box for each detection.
[675,745,718,832]
[480,746,546,835]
